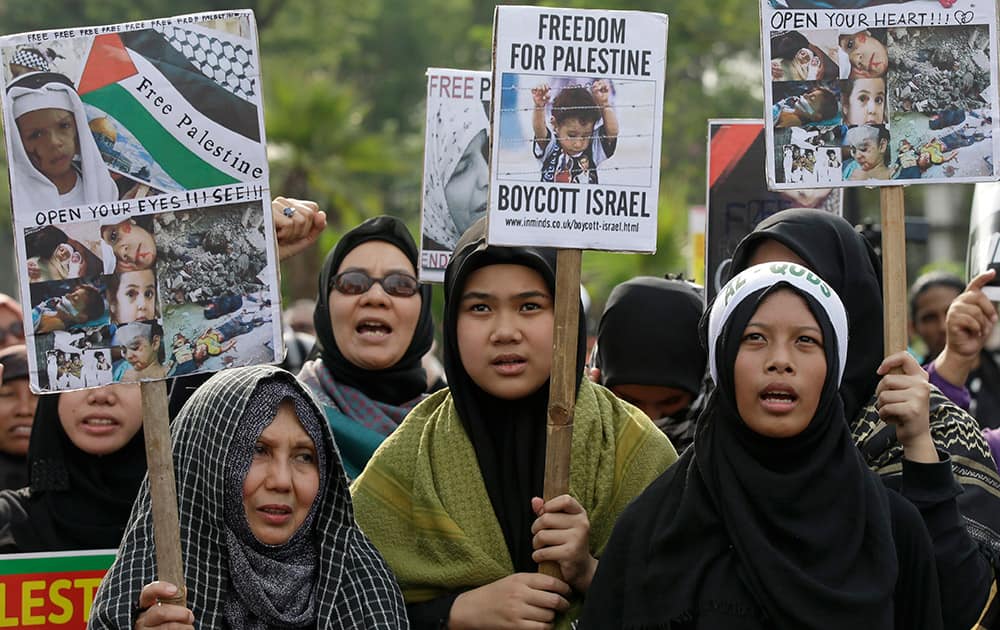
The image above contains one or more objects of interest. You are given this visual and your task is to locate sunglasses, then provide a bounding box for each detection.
[0,322,24,345]
[331,270,419,298]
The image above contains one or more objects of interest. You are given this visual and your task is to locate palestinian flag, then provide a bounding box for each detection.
[78,25,266,191]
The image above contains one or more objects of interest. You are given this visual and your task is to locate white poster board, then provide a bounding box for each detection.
[761,0,1000,188]
[0,11,282,392]
[419,68,491,282]
[488,6,667,252]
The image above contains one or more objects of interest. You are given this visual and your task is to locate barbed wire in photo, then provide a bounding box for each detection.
[498,132,654,145]
[497,164,654,178]
[499,103,655,114]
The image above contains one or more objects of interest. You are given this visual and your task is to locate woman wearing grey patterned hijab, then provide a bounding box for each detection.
[88,365,407,629]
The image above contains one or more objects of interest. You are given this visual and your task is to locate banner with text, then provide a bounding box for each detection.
[0,549,115,628]
[761,0,1000,189]
[707,119,842,301]
[419,68,491,282]
[0,11,282,393]
[488,6,666,252]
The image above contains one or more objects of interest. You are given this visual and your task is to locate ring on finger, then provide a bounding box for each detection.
[282,206,296,218]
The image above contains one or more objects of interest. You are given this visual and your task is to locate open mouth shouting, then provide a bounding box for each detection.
[758,383,799,414]
[356,318,393,339]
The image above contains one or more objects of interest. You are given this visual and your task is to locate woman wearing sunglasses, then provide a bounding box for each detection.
[298,215,435,480]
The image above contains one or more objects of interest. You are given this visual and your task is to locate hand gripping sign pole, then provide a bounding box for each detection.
[140,380,187,606]
[540,249,582,579]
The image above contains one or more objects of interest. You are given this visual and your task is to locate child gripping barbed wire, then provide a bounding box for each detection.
[531,80,618,184]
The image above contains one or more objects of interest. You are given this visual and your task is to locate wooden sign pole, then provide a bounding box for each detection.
[140,380,187,606]
[880,186,908,358]
[539,248,582,579]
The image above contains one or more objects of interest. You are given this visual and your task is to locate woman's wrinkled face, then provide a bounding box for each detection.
[329,241,422,371]
[58,383,142,456]
[733,289,827,439]
[243,401,320,545]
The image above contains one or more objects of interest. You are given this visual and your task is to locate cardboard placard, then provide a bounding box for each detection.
[488,6,666,252]
[0,11,283,392]
[761,0,1000,188]
[419,68,492,282]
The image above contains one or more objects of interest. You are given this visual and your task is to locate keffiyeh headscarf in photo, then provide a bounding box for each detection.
[11,48,51,73]
[581,263,898,628]
[422,99,489,249]
[4,72,118,212]
[88,366,407,629]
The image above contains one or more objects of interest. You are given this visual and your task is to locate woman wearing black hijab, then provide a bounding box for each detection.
[352,218,675,629]
[593,277,706,452]
[580,263,948,629]
[297,215,435,479]
[0,383,146,552]
[730,208,995,628]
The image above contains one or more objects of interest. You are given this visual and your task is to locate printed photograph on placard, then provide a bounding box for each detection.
[155,201,275,378]
[761,1,1000,188]
[24,222,105,283]
[770,30,842,82]
[496,74,655,188]
[886,25,993,180]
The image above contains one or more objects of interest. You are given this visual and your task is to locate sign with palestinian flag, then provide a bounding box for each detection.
[0,11,283,393]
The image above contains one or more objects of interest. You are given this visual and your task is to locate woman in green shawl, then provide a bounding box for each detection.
[351,218,677,629]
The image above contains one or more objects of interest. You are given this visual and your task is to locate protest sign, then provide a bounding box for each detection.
[419,68,491,282]
[706,119,842,301]
[761,0,1000,189]
[0,549,115,628]
[489,5,667,581]
[0,11,282,393]
[488,5,667,252]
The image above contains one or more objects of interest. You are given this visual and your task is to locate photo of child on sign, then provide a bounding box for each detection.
[531,79,618,184]
[496,74,656,188]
